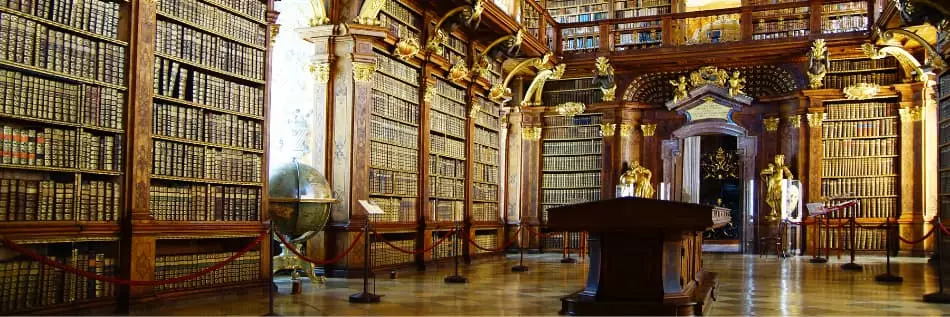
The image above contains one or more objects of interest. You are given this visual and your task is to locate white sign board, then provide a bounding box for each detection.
[358,200,385,214]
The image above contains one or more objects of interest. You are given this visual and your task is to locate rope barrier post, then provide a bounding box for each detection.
[445,221,468,283]
[924,217,950,303]
[265,226,278,316]
[809,214,828,264]
[349,220,381,303]
[841,214,863,271]
[512,225,529,272]
[561,232,577,264]
[875,218,902,283]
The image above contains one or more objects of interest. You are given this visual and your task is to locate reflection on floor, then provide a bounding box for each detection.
[127,253,949,316]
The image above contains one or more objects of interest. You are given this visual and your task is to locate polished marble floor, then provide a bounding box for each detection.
[127,253,950,316]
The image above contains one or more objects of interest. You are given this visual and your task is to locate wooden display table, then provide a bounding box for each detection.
[547,197,730,316]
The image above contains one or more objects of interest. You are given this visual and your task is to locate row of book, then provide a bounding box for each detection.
[474,128,499,148]
[543,125,601,139]
[430,155,465,179]
[472,204,499,222]
[542,139,603,155]
[541,231,585,249]
[148,184,261,221]
[809,225,888,250]
[0,179,120,222]
[752,29,809,40]
[548,0,607,9]
[1,126,76,168]
[368,197,416,223]
[370,141,419,173]
[2,66,123,131]
[153,251,261,292]
[206,0,266,22]
[473,183,498,201]
[430,111,466,140]
[154,58,265,117]
[616,20,662,30]
[157,0,267,48]
[942,122,950,144]
[552,12,609,24]
[752,6,809,19]
[541,188,601,205]
[543,114,603,126]
[563,35,600,51]
[2,0,120,39]
[821,177,897,197]
[823,1,867,13]
[371,117,418,149]
[373,90,419,125]
[616,30,661,46]
[370,168,418,197]
[430,201,464,224]
[542,172,600,189]
[432,230,460,259]
[77,132,121,172]
[473,110,500,132]
[0,13,126,85]
[0,249,116,314]
[472,232,500,254]
[373,70,419,104]
[542,89,603,106]
[940,147,950,168]
[821,119,898,138]
[155,20,265,81]
[615,0,670,9]
[615,6,671,18]
[152,140,263,182]
[829,57,897,72]
[939,171,950,193]
[473,144,499,166]
[825,102,896,120]
[438,34,467,64]
[823,197,898,219]
[429,176,463,200]
[545,78,597,91]
[822,72,899,89]
[375,52,419,87]
[474,163,499,184]
[154,103,263,150]
[380,0,420,30]
[379,13,419,43]
[940,75,950,96]
[370,239,413,268]
[430,134,465,159]
[820,15,868,35]
[543,155,602,171]
[752,20,808,35]
[748,0,806,5]
[822,138,897,158]
[435,79,466,106]
[821,159,896,177]
[432,95,466,119]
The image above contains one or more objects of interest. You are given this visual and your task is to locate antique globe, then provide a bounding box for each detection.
[268,160,336,243]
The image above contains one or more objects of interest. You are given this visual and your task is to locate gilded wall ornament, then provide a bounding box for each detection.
[807,39,829,89]
[641,123,657,136]
[806,112,824,127]
[619,123,634,137]
[307,0,330,26]
[555,102,585,117]
[469,104,481,118]
[308,62,331,83]
[394,37,420,60]
[489,82,512,104]
[862,43,925,81]
[593,57,617,102]
[689,66,729,87]
[353,0,384,25]
[352,62,376,82]
[843,83,880,100]
[423,83,435,103]
[727,71,746,97]
[601,85,617,102]
[448,60,469,84]
[522,63,565,107]
[599,123,617,137]
[764,117,780,132]
[522,127,542,141]
[670,76,688,103]
[426,30,447,55]
[786,115,801,129]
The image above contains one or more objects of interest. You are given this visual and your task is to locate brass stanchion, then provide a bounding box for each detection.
[875,218,902,283]
[445,221,468,283]
[561,232,577,263]
[841,214,863,271]
[350,221,381,303]
[512,225,529,272]
[810,214,828,263]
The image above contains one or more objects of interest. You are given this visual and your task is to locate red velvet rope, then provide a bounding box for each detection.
[274,229,364,265]
[371,228,456,255]
[466,226,524,252]
[0,230,267,286]
[525,226,559,238]
[939,222,950,236]
[897,227,935,245]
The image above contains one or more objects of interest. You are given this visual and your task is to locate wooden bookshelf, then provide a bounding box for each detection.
[750,5,810,40]
[429,78,468,224]
[472,96,502,225]
[822,56,900,89]
[542,78,604,106]
[540,113,604,224]
[820,0,868,34]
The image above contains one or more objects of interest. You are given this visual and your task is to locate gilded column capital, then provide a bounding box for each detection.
[640,123,657,137]
[522,127,542,141]
[599,123,617,137]
[308,62,331,83]
[806,112,824,128]
[619,123,634,137]
[352,61,376,82]
[785,115,801,129]
[899,107,923,122]
[763,117,780,132]
[269,24,280,46]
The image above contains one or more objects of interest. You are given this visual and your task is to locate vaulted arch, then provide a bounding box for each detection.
[622,65,804,105]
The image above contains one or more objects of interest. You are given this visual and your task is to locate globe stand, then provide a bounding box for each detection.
[875,218,903,283]
[350,221,381,303]
[444,221,468,284]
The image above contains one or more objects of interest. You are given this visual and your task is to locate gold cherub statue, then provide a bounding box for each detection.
[670,76,688,103]
[760,154,794,220]
[620,161,655,198]
[728,70,746,97]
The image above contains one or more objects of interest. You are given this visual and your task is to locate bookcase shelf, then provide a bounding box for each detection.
[154,53,265,85]
[150,175,263,187]
[151,134,265,154]
[823,135,898,140]
[0,60,127,91]
[822,174,897,179]
[540,113,604,223]
[0,6,127,45]
[153,96,264,120]
[197,0,267,25]
[155,11,266,51]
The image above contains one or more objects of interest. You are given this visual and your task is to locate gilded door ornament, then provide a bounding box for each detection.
[807,39,829,89]
[352,62,376,82]
[620,161,654,198]
[641,123,657,136]
[843,83,880,100]
[599,123,617,137]
[394,37,421,61]
[806,112,824,127]
[701,147,739,180]
[727,71,746,97]
[619,123,634,137]
[555,102,585,117]
[689,66,729,87]
[353,0,385,25]
[760,154,795,220]
[522,127,542,141]
[308,0,330,26]
[309,62,331,83]
[593,57,617,102]
[786,115,801,129]
[670,76,689,103]
[764,117,779,132]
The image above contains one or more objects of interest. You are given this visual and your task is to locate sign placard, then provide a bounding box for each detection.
[358,200,385,214]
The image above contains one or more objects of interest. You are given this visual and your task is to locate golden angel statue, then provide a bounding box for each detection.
[620,161,655,198]
[728,71,746,97]
[760,154,794,220]
[670,76,688,103]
